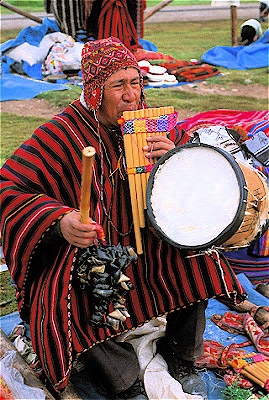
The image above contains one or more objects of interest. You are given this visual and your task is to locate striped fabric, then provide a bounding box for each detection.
[47,0,146,47]
[0,100,246,392]
[178,109,269,139]
[48,0,86,38]
[98,0,140,51]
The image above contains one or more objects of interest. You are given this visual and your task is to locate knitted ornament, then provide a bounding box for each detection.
[81,36,146,110]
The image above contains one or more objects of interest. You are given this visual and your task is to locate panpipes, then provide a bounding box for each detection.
[118,106,178,254]
[228,352,269,390]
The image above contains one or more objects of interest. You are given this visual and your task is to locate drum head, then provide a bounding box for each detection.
[146,143,247,250]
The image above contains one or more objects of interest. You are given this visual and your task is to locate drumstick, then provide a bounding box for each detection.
[80,146,96,223]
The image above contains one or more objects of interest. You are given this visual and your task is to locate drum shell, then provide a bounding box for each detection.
[222,160,268,250]
[146,143,248,251]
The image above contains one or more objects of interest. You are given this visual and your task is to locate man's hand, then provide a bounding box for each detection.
[143,135,175,159]
[60,211,97,248]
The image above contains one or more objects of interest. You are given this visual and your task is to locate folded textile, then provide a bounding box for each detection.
[211,310,269,356]
[167,63,220,82]
[195,340,254,389]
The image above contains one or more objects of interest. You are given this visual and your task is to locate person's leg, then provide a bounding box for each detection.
[71,340,147,399]
[164,301,207,361]
[260,2,267,21]
[157,301,208,399]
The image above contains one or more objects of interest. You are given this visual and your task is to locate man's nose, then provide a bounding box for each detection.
[123,85,136,102]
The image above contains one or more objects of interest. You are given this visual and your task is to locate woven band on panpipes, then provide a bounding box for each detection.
[118,106,178,255]
[228,352,269,391]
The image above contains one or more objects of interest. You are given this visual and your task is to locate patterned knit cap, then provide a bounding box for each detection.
[81,37,146,110]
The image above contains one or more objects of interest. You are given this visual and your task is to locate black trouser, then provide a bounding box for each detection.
[71,301,207,397]
[161,300,208,362]
[71,340,139,397]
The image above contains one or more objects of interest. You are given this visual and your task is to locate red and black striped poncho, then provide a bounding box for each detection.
[0,100,246,392]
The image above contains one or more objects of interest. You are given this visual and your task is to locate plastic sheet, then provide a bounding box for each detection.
[0,350,45,400]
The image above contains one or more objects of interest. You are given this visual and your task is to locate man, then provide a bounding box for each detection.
[238,19,263,46]
[1,37,246,399]
[45,0,146,52]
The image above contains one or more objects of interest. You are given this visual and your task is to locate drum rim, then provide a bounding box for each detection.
[146,143,248,251]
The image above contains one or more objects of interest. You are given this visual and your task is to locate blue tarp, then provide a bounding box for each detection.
[0,18,71,101]
[0,73,69,101]
[201,29,269,70]
[0,18,220,102]
[0,17,59,53]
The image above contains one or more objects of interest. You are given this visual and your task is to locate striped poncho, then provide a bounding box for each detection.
[0,100,246,392]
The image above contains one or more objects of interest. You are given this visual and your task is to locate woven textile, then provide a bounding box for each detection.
[97,0,142,52]
[81,37,146,110]
[0,101,246,392]
[47,0,85,38]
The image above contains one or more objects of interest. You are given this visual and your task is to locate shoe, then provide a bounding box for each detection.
[115,378,147,399]
[157,340,207,400]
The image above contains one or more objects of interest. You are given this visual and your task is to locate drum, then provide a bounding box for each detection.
[146,143,268,251]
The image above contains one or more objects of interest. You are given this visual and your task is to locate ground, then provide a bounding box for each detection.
[1,82,267,121]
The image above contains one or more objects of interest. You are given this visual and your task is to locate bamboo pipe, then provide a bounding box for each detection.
[228,353,269,389]
[240,369,265,388]
[119,107,175,253]
[129,125,145,228]
[244,364,268,382]
[136,109,148,209]
[80,146,96,223]
[122,111,143,254]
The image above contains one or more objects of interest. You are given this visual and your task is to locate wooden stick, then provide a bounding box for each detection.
[144,0,174,21]
[0,1,43,24]
[80,146,96,223]
[230,5,238,47]
[217,298,269,327]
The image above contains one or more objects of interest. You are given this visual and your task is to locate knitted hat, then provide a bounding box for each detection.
[81,37,146,110]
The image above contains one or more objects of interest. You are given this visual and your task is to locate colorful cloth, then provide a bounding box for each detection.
[178,110,269,139]
[42,36,75,76]
[211,310,269,355]
[97,0,143,52]
[195,340,257,389]
[81,37,146,110]
[0,100,246,392]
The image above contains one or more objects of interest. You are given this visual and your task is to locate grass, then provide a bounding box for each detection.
[0,272,17,317]
[1,113,48,164]
[1,15,268,316]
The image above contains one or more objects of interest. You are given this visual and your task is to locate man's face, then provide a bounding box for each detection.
[98,67,141,128]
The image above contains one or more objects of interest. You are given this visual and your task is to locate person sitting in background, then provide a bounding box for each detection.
[238,19,263,45]
[0,37,246,400]
[259,0,269,22]
[44,0,146,52]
